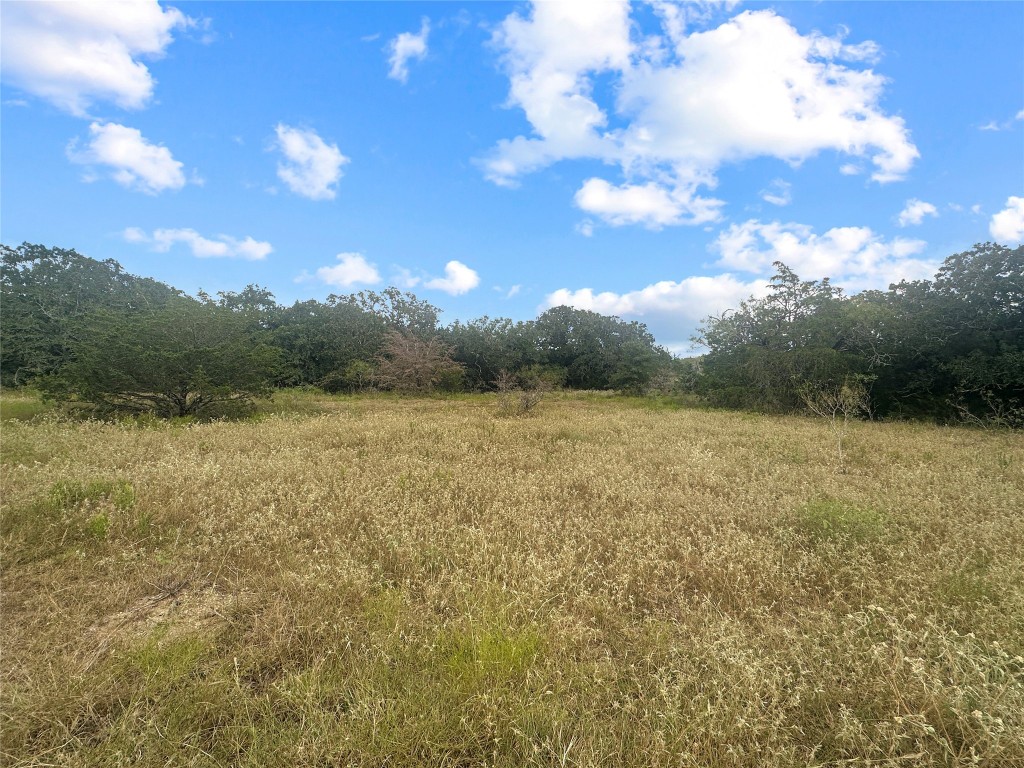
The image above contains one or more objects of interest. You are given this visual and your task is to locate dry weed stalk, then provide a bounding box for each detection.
[800,377,870,472]
[494,368,549,417]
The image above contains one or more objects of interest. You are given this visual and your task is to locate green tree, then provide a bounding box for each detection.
[444,316,540,390]
[534,306,668,391]
[273,299,386,386]
[1,243,178,385]
[694,263,859,411]
[335,287,441,337]
[42,297,282,417]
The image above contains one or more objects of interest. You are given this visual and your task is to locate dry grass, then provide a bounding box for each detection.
[2,390,1022,766]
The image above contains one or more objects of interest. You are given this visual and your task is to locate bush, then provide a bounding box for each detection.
[494,369,549,417]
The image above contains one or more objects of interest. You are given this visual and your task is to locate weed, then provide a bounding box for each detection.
[85,512,110,539]
[795,499,887,544]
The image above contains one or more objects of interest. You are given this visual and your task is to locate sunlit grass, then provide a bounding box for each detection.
[2,391,1022,766]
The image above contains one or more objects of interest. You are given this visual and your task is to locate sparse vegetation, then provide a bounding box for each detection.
[800,377,872,472]
[494,368,549,417]
[2,390,1022,766]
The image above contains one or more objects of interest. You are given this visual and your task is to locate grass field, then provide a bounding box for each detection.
[2,390,1022,767]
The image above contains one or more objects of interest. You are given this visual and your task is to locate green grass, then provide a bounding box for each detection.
[0,389,53,422]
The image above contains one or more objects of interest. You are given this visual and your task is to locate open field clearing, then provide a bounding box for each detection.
[2,391,1023,767]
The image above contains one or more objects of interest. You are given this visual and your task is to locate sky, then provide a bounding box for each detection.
[2,0,1022,354]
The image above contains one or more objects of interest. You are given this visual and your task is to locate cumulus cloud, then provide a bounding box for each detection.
[575,178,723,228]
[482,0,631,187]
[315,253,382,287]
[483,3,918,224]
[543,273,768,352]
[424,260,480,295]
[990,196,1024,244]
[761,179,792,207]
[124,227,272,260]
[273,124,349,201]
[387,18,430,83]
[0,0,190,116]
[543,211,940,351]
[898,198,938,227]
[68,122,187,194]
[713,219,936,290]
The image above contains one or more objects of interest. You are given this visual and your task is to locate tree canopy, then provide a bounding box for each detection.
[2,241,1021,426]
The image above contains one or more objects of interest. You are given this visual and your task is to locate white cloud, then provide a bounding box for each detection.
[543,273,768,352]
[273,124,349,201]
[505,284,522,299]
[989,196,1024,244]
[575,178,723,228]
[387,18,430,83]
[391,267,422,289]
[482,0,632,186]
[761,178,792,207]
[544,210,940,351]
[124,227,272,260]
[68,122,186,194]
[980,110,1024,131]
[122,226,148,244]
[575,219,595,237]
[897,198,938,227]
[424,260,480,295]
[713,219,936,290]
[0,0,190,116]
[971,204,983,215]
[484,4,918,223]
[315,253,382,287]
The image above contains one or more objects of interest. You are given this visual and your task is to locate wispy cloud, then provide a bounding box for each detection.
[387,18,430,83]
[124,227,272,260]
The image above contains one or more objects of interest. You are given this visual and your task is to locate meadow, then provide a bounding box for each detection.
[1,390,1022,767]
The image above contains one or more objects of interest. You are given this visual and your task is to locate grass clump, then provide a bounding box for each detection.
[795,499,887,544]
[49,478,136,513]
[2,478,139,563]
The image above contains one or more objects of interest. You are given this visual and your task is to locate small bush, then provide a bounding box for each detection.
[494,369,548,417]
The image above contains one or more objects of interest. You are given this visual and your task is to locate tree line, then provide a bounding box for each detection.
[1,241,1020,425]
[0,243,669,417]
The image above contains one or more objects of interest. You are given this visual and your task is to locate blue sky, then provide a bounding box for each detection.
[2,1,1022,353]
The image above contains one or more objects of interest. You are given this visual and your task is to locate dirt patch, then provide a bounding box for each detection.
[83,581,246,669]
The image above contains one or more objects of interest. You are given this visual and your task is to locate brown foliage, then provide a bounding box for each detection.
[374,330,464,393]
